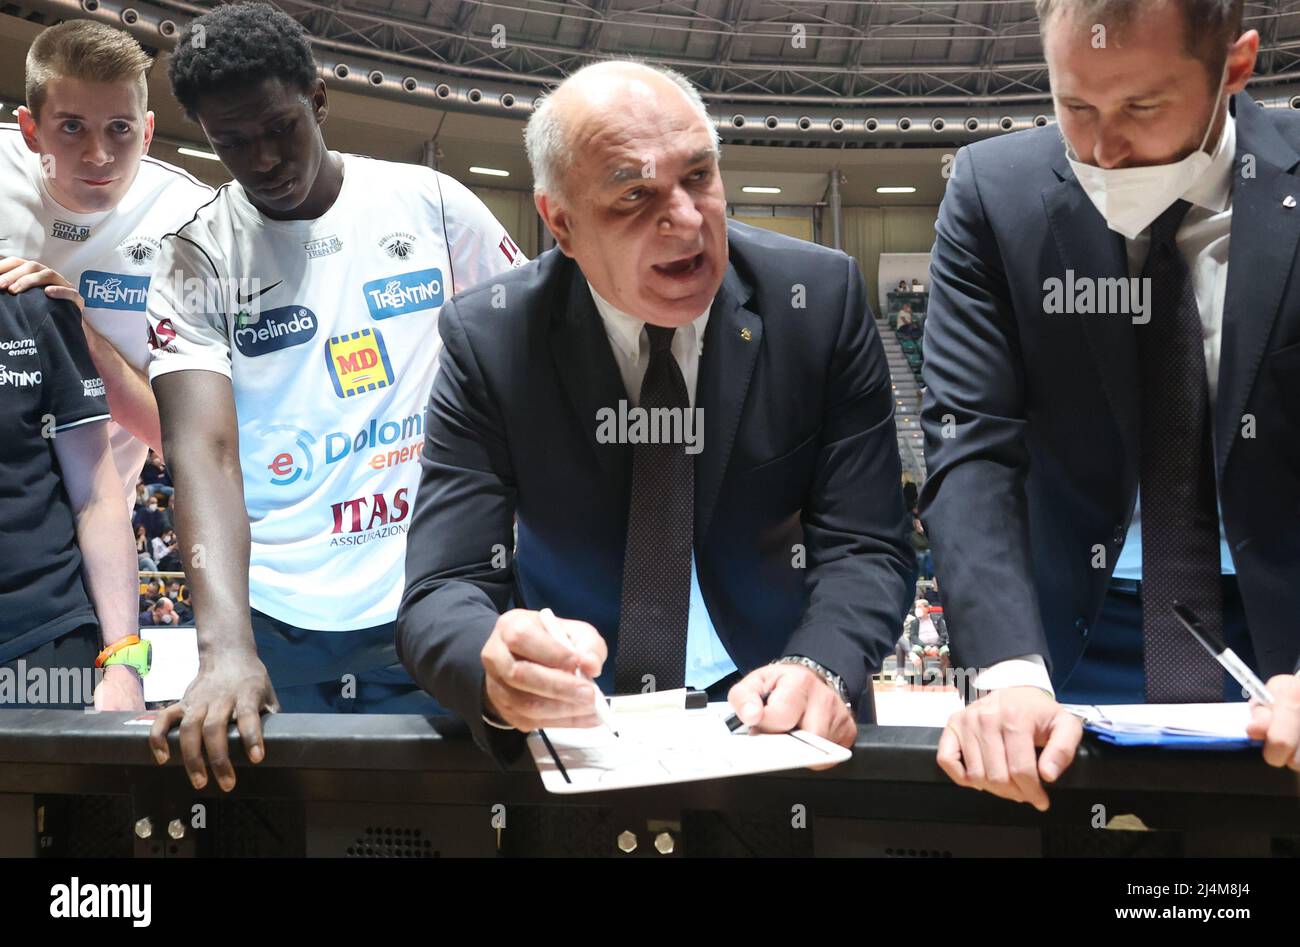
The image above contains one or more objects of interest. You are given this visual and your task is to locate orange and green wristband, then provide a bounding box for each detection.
[94,635,152,677]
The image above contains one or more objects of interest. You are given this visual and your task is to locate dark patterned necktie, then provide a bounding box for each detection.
[1136,199,1224,702]
[613,324,693,694]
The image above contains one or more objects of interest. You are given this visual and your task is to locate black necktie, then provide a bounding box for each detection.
[1136,199,1224,702]
[613,325,693,694]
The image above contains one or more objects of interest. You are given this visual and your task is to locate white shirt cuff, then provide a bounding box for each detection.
[482,710,517,731]
[973,654,1055,697]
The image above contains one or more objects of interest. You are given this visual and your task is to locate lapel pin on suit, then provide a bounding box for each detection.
[740,327,753,341]
[1285,195,1297,209]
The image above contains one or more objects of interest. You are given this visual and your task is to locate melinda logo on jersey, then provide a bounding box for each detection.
[266,412,424,486]
[362,268,444,320]
[79,271,150,312]
[234,305,318,358]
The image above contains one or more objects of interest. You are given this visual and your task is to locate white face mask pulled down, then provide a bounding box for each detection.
[1063,72,1228,240]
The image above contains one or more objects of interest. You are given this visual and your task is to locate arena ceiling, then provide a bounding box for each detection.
[4,1,1300,198]
[8,1,1300,106]
[53,1,1300,101]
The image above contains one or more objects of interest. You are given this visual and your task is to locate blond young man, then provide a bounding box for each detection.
[0,19,212,501]
[0,20,209,710]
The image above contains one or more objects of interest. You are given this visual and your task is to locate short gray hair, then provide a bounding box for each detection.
[524,58,721,200]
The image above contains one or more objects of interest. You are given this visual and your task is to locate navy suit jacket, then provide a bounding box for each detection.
[397,219,915,754]
[920,93,1300,687]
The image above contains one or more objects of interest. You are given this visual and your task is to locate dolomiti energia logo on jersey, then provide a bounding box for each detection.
[0,338,36,358]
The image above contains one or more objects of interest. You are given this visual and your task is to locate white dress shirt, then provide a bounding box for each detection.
[589,283,709,410]
[588,281,740,688]
[976,113,1238,696]
[482,282,736,730]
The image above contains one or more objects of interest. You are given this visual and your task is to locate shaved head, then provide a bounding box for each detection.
[527,58,728,328]
[526,59,719,202]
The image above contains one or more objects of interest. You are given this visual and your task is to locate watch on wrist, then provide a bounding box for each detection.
[95,636,152,678]
[771,655,851,711]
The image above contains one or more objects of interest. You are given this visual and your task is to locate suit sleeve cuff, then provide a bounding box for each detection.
[973,655,1055,696]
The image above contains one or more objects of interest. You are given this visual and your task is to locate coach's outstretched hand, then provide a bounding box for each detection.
[148,651,279,792]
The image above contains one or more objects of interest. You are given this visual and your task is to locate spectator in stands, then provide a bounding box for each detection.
[910,516,934,579]
[135,525,157,573]
[896,279,908,292]
[905,598,950,682]
[140,596,179,627]
[154,528,182,573]
[901,473,919,516]
[139,450,174,500]
[132,495,164,540]
[158,494,175,534]
[167,582,193,624]
[149,531,169,566]
[894,628,922,685]
[897,305,923,342]
[133,481,150,513]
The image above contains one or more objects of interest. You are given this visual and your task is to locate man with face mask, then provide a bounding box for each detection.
[133,495,164,541]
[921,0,1300,809]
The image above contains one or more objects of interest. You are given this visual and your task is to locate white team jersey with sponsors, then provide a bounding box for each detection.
[146,153,526,631]
[0,124,213,501]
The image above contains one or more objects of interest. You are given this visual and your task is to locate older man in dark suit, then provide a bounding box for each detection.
[397,59,914,758]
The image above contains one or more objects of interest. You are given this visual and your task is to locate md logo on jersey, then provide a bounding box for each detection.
[362,268,444,321]
[264,426,317,486]
[234,305,318,358]
[324,327,394,398]
[80,271,150,311]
